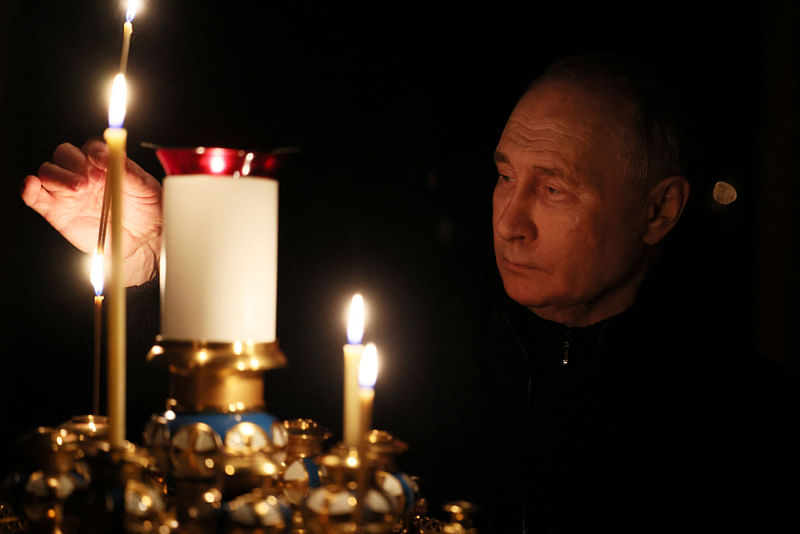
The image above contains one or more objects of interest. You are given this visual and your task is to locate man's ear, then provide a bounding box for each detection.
[643,175,690,245]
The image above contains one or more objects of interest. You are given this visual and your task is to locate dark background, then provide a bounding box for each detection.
[0,0,797,514]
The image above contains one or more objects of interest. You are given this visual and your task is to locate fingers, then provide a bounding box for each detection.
[36,161,86,192]
[39,142,102,194]
[83,137,159,194]
[52,143,91,175]
[20,175,54,215]
[126,157,161,193]
[20,175,43,207]
[82,137,108,170]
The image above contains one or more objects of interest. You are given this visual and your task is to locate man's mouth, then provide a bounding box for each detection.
[501,258,538,271]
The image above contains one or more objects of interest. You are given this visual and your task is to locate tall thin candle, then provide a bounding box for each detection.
[90,253,104,415]
[119,0,139,75]
[354,342,378,527]
[358,342,378,443]
[90,5,139,410]
[104,73,127,447]
[343,294,365,447]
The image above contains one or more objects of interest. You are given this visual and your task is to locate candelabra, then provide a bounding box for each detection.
[0,146,476,534]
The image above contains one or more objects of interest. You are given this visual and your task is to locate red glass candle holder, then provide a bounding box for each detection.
[155,146,285,177]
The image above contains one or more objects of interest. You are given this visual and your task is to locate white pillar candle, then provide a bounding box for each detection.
[161,175,279,343]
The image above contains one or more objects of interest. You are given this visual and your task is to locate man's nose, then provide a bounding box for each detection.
[494,189,537,242]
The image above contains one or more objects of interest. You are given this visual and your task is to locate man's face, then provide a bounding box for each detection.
[493,80,650,325]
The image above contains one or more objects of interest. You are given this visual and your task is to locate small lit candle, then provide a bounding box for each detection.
[90,252,105,416]
[343,294,365,447]
[119,0,139,75]
[358,342,378,443]
[354,342,378,526]
[104,73,128,448]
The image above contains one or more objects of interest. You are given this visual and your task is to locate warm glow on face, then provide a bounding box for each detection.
[90,252,104,296]
[359,343,379,389]
[126,0,141,22]
[347,294,365,345]
[108,73,127,128]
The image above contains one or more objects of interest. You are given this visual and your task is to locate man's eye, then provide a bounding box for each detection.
[498,174,513,183]
[543,185,562,195]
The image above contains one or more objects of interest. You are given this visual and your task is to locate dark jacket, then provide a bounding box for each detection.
[484,277,798,533]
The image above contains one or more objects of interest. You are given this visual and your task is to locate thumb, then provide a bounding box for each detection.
[82,137,109,171]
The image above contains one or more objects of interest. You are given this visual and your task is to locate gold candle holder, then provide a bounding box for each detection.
[302,444,395,534]
[147,337,286,413]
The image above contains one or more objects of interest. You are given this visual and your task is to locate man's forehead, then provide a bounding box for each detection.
[495,110,600,176]
[515,79,636,130]
[494,150,564,178]
[502,82,633,151]
[500,113,597,149]
[495,82,640,192]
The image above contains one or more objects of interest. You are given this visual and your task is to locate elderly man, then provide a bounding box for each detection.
[492,58,688,327]
[483,57,796,533]
[21,55,794,533]
[486,57,694,529]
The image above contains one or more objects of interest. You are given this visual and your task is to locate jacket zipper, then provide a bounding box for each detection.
[562,328,572,366]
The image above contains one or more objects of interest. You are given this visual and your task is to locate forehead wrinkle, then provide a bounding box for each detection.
[499,117,593,183]
[504,105,633,187]
[503,114,596,150]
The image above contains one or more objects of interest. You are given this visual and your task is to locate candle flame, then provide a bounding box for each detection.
[108,73,127,128]
[91,252,104,296]
[358,343,378,389]
[347,294,365,345]
[126,0,140,22]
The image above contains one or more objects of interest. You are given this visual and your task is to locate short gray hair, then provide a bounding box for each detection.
[533,54,685,190]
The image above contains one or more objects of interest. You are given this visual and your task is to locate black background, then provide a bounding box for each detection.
[0,0,798,514]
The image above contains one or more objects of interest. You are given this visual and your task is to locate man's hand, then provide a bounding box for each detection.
[21,139,162,287]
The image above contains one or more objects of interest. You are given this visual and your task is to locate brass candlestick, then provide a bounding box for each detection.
[279,419,330,506]
[302,444,394,534]
[147,338,286,413]
[364,430,418,520]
